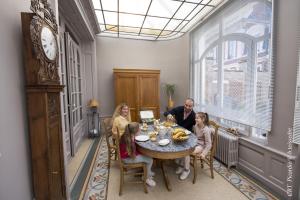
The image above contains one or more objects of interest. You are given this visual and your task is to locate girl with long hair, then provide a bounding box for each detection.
[119,122,156,187]
[176,112,213,180]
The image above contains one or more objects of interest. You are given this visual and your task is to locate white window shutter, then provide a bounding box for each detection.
[293,51,300,144]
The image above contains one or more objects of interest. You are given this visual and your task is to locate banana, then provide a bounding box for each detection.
[173,131,186,139]
[179,136,189,140]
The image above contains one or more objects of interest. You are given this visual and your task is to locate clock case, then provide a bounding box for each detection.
[21,11,66,200]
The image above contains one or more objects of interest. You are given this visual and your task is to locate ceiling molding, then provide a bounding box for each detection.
[81,0,101,34]
[58,0,99,41]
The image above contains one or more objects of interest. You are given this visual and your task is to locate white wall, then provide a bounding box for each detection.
[0,1,32,200]
[96,35,190,117]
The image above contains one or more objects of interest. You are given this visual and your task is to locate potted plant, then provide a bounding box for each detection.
[165,83,175,108]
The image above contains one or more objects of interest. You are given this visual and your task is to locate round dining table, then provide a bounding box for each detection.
[136,125,197,191]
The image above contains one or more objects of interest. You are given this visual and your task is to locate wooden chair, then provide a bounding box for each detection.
[115,128,148,196]
[190,120,219,184]
[102,117,117,162]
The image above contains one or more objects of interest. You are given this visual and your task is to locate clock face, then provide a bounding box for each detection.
[40,26,57,61]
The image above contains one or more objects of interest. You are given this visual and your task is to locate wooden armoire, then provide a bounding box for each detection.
[113,69,160,121]
[21,1,66,199]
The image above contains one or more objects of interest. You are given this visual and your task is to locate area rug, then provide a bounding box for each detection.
[82,136,109,200]
[82,136,278,200]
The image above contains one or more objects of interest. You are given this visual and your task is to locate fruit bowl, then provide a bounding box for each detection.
[171,128,189,142]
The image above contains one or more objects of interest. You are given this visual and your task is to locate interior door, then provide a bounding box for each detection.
[59,31,71,162]
[65,32,83,156]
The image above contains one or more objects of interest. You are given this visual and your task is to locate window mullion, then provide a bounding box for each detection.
[218,20,223,110]
[251,40,257,126]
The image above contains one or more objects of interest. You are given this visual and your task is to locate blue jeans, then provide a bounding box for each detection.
[122,155,153,178]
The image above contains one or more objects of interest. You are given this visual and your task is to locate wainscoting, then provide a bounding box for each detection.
[238,138,296,199]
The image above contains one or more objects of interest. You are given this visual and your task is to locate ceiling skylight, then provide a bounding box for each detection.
[92,0,225,40]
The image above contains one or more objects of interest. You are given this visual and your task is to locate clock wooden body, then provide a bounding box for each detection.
[21,11,66,200]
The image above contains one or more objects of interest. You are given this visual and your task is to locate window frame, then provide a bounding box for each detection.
[190,0,274,140]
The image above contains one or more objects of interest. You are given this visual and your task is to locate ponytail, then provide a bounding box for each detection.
[204,113,209,126]
[196,112,209,126]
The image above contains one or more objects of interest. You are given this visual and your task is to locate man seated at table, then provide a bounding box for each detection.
[164,98,196,180]
[163,98,196,132]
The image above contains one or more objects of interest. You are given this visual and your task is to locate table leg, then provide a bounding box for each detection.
[160,160,172,191]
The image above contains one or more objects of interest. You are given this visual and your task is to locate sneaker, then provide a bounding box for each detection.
[175,166,184,175]
[146,178,156,187]
[179,169,190,180]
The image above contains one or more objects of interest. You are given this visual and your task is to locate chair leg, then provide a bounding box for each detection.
[193,158,197,184]
[119,169,124,196]
[210,160,214,179]
[115,149,118,160]
[143,165,148,193]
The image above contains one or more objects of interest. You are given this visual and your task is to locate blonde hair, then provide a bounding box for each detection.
[112,103,131,122]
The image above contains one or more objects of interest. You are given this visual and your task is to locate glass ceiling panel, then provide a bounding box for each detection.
[119,26,141,34]
[119,13,144,27]
[119,0,151,15]
[91,0,101,10]
[101,0,118,11]
[143,16,169,29]
[201,0,212,4]
[103,11,118,25]
[165,19,183,31]
[186,4,204,20]
[186,0,204,3]
[148,0,182,18]
[174,3,197,19]
[95,10,104,24]
[92,0,226,40]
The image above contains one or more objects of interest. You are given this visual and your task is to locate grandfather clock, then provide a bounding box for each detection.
[21,0,66,199]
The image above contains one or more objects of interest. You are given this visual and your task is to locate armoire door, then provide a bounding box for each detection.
[138,74,160,119]
[114,73,138,121]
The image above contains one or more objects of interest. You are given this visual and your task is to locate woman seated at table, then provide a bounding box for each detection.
[176,112,213,180]
[112,103,131,137]
[120,122,156,187]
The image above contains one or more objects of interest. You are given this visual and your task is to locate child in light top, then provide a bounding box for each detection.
[120,122,156,187]
[176,112,213,180]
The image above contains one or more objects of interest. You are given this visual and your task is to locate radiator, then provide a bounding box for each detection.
[215,131,239,168]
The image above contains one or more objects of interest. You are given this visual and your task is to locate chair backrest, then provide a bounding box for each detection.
[103,117,113,136]
[209,120,219,157]
[103,117,114,148]
[114,127,124,168]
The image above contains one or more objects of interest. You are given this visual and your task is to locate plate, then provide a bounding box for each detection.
[135,135,149,142]
[185,130,191,135]
[158,139,170,146]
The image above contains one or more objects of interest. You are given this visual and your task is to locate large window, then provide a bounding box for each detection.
[191,0,273,138]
